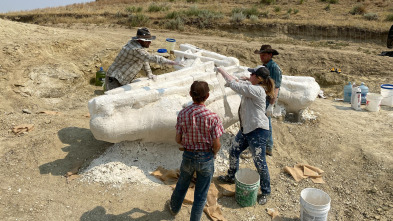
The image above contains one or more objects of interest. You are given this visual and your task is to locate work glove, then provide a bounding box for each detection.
[169,60,186,67]
[266,104,274,117]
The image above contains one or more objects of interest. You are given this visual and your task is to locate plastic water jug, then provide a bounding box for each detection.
[351,86,361,110]
[343,82,352,103]
[95,67,106,86]
[359,82,369,104]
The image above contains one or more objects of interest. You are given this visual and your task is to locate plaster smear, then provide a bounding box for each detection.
[81,126,239,186]
[82,113,316,186]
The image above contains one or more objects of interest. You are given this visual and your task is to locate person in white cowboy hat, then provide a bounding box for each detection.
[105,27,182,91]
[253,44,282,156]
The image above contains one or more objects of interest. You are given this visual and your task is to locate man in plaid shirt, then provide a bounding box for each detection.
[105,27,181,91]
[167,81,224,221]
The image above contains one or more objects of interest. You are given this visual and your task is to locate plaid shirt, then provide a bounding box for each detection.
[107,40,171,85]
[176,103,224,151]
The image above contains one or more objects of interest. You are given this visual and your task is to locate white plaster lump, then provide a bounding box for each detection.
[88,44,320,143]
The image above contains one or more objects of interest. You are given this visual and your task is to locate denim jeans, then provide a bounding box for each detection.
[227,128,271,195]
[170,151,214,221]
[265,99,274,152]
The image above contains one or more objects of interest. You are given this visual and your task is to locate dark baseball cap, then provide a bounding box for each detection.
[247,66,270,79]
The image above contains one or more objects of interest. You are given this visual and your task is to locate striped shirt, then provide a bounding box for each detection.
[176,103,224,151]
[107,40,172,85]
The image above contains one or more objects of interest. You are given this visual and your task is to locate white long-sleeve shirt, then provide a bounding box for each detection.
[228,80,269,134]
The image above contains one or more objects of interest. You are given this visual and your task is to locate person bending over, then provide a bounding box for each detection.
[105,27,181,91]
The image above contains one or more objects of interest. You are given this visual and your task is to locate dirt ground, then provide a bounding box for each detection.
[0,18,393,221]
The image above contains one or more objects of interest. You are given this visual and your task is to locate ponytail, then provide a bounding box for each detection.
[257,76,275,98]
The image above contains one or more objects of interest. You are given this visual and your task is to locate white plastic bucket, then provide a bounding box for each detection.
[381,84,393,107]
[166,38,176,52]
[366,93,383,112]
[300,188,331,221]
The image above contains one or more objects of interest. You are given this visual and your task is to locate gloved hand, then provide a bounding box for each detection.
[169,60,186,67]
[266,104,274,117]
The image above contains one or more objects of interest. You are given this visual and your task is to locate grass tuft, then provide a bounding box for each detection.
[231,12,246,23]
[363,13,378,21]
[231,7,259,18]
[386,14,393,21]
[147,3,169,13]
[350,5,366,15]
[260,0,276,5]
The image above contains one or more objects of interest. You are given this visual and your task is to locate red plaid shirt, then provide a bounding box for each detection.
[176,103,224,151]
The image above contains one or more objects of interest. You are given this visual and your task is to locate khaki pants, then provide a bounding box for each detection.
[104,75,122,91]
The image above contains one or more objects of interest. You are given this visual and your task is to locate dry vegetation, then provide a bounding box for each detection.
[1,0,392,35]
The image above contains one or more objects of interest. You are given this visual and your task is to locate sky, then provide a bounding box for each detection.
[0,0,94,13]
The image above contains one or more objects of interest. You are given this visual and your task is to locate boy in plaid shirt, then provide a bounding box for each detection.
[167,81,224,221]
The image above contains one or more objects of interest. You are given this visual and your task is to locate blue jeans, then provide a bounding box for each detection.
[266,99,274,152]
[170,151,214,221]
[227,128,271,195]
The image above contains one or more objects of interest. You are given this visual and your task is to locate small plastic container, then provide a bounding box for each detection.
[157,48,167,53]
[95,67,106,86]
[381,84,393,107]
[343,82,352,103]
[166,38,176,52]
[359,82,369,104]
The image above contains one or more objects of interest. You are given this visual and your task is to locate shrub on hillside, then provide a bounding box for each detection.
[320,0,338,3]
[125,6,142,13]
[231,7,259,18]
[249,15,259,23]
[260,0,276,5]
[183,6,222,19]
[231,12,246,23]
[363,13,378,21]
[350,5,366,15]
[127,14,149,27]
[165,11,181,19]
[164,17,184,31]
[386,14,393,21]
[147,3,169,12]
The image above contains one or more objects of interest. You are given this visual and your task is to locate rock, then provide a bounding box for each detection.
[22,109,32,114]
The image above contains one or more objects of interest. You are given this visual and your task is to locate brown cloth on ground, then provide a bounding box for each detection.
[284,164,325,184]
[152,166,227,221]
[267,208,283,221]
[12,124,34,134]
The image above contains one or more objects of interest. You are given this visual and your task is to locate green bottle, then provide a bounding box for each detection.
[95,67,106,86]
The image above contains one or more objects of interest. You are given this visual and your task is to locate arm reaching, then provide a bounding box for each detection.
[216,67,236,83]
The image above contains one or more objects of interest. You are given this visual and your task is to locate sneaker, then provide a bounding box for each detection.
[217,175,235,184]
[166,200,178,216]
[258,195,268,205]
[266,150,273,156]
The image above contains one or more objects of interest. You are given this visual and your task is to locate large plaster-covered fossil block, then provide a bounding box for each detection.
[88,44,320,143]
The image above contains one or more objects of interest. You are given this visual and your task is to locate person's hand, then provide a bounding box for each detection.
[266,104,274,117]
[170,60,186,67]
[239,76,249,81]
[216,67,225,74]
